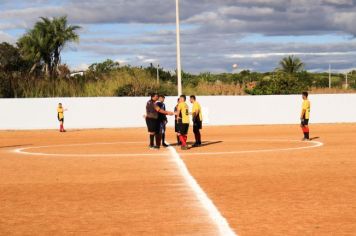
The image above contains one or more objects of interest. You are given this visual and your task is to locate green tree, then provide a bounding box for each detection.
[278,55,304,74]
[51,16,81,74]
[18,16,80,78]
[0,42,23,72]
[0,42,29,97]
[89,59,120,74]
[87,59,120,80]
[245,72,307,95]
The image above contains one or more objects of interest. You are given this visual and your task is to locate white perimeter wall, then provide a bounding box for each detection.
[0,94,356,130]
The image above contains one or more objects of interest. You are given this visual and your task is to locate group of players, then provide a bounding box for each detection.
[145,93,203,150]
[57,91,311,147]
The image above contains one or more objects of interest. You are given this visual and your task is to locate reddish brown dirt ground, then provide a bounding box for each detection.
[0,124,355,235]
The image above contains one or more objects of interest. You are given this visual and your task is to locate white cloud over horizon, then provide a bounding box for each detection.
[1,0,356,73]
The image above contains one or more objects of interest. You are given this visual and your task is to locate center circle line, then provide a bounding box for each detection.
[11,139,323,157]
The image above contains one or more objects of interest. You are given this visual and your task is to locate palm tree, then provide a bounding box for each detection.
[18,27,50,75]
[50,16,81,74]
[18,16,80,78]
[278,55,304,74]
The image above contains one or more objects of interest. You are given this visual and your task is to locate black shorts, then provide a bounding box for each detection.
[146,118,159,133]
[193,121,202,132]
[57,114,64,122]
[301,119,309,126]
[177,123,189,135]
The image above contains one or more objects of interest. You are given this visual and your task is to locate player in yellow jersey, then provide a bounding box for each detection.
[174,98,181,145]
[190,95,203,147]
[57,103,67,132]
[300,92,311,141]
[176,95,190,150]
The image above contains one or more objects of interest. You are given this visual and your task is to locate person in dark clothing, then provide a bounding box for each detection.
[145,93,173,149]
[190,95,203,147]
[156,95,169,147]
[174,98,181,145]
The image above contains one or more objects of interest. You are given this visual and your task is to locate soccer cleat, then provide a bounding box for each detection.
[181,146,188,150]
[192,143,200,147]
[149,145,155,150]
[153,146,160,150]
[162,143,169,148]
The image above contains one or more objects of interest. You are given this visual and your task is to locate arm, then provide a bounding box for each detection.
[175,106,182,120]
[191,109,198,118]
[155,106,173,116]
[300,109,306,120]
[191,105,199,118]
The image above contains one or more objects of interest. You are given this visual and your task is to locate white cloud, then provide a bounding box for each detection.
[0,31,15,43]
[115,59,129,65]
[228,51,356,59]
[323,0,353,6]
[2,0,356,72]
[70,63,89,71]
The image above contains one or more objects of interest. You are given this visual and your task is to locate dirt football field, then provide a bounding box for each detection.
[0,124,356,236]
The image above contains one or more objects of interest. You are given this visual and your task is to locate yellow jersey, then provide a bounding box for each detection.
[192,102,203,122]
[57,107,64,119]
[178,102,189,124]
[302,100,310,119]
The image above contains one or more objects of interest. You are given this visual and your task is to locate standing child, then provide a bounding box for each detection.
[57,103,67,132]
[300,92,311,141]
[176,95,190,150]
[190,95,203,147]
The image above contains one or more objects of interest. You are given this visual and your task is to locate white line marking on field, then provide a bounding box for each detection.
[10,139,324,235]
[12,140,323,157]
[167,144,237,236]
[182,140,324,156]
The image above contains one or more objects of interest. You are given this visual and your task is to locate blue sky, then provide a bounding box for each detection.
[1,0,356,73]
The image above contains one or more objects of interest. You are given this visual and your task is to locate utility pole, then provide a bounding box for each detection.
[175,0,182,95]
[329,64,331,89]
[345,71,348,89]
[156,64,160,85]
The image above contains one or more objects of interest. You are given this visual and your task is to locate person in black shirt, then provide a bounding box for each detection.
[156,95,169,147]
[145,93,173,149]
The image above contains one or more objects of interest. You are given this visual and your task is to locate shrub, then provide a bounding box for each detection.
[245,73,307,95]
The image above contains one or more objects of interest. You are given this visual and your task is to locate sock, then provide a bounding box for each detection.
[60,124,64,131]
[177,135,181,145]
[155,134,161,147]
[301,126,310,139]
[179,135,187,146]
[305,127,310,139]
[150,135,155,146]
[197,132,201,144]
[184,135,188,143]
[194,131,201,144]
[301,126,307,134]
[162,133,166,145]
[194,132,198,144]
